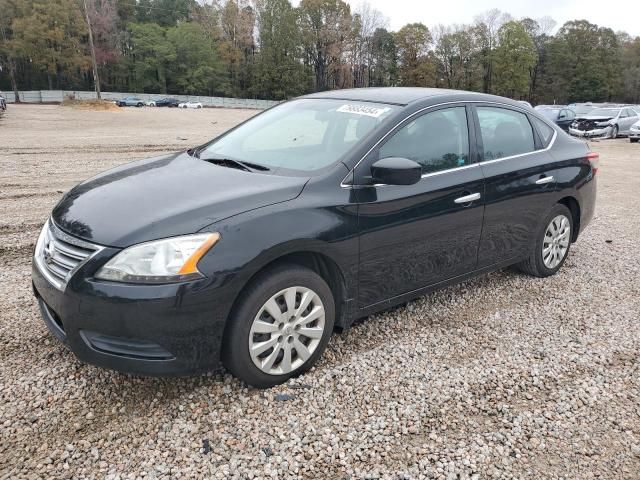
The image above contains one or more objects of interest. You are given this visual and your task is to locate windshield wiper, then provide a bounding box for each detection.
[201,155,270,172]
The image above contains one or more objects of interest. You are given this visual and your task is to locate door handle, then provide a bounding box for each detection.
[535,175,555,185]
[454,192,481,204]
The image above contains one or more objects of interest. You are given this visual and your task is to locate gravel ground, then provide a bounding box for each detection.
[1,105,639,479]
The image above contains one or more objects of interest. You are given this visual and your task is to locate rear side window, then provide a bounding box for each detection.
[379,106,470,174]
[477,107,535,160]
[531,116,555,147]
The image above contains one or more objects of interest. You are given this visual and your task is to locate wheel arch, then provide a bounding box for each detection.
[224,249,350,342]
[558,196,581,242]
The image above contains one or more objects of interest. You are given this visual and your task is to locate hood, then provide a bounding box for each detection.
[52,152,308,247]
[576,115,614,121]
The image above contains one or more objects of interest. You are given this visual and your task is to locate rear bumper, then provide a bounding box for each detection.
[32,257,234,376]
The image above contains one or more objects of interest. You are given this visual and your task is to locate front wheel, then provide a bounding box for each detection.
[222,265,335,388]
[516,204,573,278]
[610,125,618,139]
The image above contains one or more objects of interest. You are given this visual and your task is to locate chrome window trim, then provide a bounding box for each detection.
[340,99,558,188]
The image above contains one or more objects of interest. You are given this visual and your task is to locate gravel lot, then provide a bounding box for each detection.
[1,104,639,479]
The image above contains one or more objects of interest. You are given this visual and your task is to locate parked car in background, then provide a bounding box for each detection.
[32,88,599,387]
[569,107,639,139]
[517,100,533,109]
[145,100,156,107]
[179,101,203,109]
[0,92,6,111]
[117,97,144,107]
[629,120,640,143]
[155,98,180,107]
[538,107,575,131]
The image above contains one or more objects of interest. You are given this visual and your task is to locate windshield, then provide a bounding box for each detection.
[587,108,619,117]
[201,99,399,173]
[572,105,596,115]
[540,108,560,120]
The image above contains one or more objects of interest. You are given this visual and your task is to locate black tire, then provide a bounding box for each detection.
[610,125,618,139]
[222,264,335,388]
[516,203,573,278]
[136,103,143,107]
[630,138,639,143]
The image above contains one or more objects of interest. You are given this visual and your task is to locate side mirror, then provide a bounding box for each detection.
[370,157,422,186]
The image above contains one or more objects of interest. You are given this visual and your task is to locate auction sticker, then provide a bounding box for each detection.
[336,104,391,118]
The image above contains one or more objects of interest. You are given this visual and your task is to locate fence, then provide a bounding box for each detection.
[2,90,279,109]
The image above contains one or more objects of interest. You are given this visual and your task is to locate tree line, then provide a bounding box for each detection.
[1,0,639,104]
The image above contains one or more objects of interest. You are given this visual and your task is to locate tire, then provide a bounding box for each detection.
[516,204,573,278]
[222,264,335,388]
[630,138,639,143]
[610,125,618,139]
[136,103,143,107]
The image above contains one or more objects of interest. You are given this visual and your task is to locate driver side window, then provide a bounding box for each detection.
[378,107,470,175]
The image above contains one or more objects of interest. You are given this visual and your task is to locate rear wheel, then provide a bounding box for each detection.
[222,264,334,388]
[516,204,573,278]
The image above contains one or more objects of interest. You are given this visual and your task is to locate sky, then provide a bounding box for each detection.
[294,0,640,37]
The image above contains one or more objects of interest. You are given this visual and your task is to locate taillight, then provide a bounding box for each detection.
[586,151,599,175]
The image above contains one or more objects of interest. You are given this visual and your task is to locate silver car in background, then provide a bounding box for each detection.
[569,107,640,139]
[629,120,640,143]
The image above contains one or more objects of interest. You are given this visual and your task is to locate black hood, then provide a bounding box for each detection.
[52,152,308,247]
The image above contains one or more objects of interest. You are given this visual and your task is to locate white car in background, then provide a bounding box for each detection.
[178,101,203,109]
[629,120,640,143]
[145,100,156,107]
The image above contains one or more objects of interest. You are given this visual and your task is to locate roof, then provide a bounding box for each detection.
[302,87,487,106]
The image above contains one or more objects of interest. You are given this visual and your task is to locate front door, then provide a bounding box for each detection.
[354,105,485,307]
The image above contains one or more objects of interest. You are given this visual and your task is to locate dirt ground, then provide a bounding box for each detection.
[0,104,639,479]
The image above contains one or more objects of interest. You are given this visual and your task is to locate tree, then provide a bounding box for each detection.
[395,23,435,87]
[128,22,176,92]
[369,27,396,86]
[298,0,351,91]
[11,0,90,90]
[433,24,480,90]
[492,21,538,99]
[218,0,255,96]
[166,22,224,94]
[545,20,621,103]
[473,9,511,93]
[0,0,21,101]
[252,0,309,99]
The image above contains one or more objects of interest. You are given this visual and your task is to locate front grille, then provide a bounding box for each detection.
[35,220,102,291]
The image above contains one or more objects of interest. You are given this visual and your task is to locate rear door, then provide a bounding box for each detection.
[355,104,485,306]
[473,105,558,268]
[621,108,638,133]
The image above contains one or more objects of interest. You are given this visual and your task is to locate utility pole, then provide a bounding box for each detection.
[83,0,101,99]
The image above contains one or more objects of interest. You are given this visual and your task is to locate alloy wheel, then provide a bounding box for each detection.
[249,286,325,375]
[542,214,570,269]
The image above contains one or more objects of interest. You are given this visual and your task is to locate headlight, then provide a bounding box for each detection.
[95,233,220,284]
[595,121,611,127]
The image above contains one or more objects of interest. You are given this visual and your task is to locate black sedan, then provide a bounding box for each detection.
[155,97,180,107]
[537,106,576,131]
[32,88,598,387]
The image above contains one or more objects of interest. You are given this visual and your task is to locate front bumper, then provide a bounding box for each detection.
[568,126,612,139]
[629,129,640,140]
[32,251,234,376]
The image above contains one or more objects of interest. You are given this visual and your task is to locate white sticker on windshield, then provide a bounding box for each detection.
[336,104,391,118]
